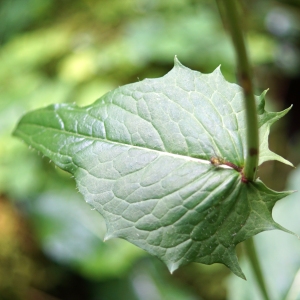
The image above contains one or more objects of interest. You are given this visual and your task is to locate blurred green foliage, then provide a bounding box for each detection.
[1,0,300,299]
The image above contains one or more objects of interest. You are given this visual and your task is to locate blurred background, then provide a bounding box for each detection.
[1,0,300,299]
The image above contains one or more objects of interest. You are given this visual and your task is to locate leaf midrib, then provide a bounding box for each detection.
[16,121,236,169]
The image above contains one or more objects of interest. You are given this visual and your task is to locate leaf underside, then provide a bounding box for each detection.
[13,57,293,279]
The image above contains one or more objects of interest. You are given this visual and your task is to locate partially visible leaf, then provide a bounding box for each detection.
[257,90,293,166]
[13,58,294,278]
[30,189,144,279]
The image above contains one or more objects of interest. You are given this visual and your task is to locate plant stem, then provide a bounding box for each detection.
[244,238,270,300]
[217,1,269,299]
[217,0,259,181]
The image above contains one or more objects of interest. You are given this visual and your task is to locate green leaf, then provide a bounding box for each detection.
[13,57,293,279]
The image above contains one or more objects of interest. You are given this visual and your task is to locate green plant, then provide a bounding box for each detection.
[13,1,296,299]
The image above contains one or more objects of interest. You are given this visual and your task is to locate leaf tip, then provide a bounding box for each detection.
[257,90,268,114]
[227,262,246,280]
[212,65,227,82]
[213,64,222,73]
[103,232,116,241]
[219,247,247,280]
[273,221,299,239]
[173,55,184,68]
[166,261,179,274]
